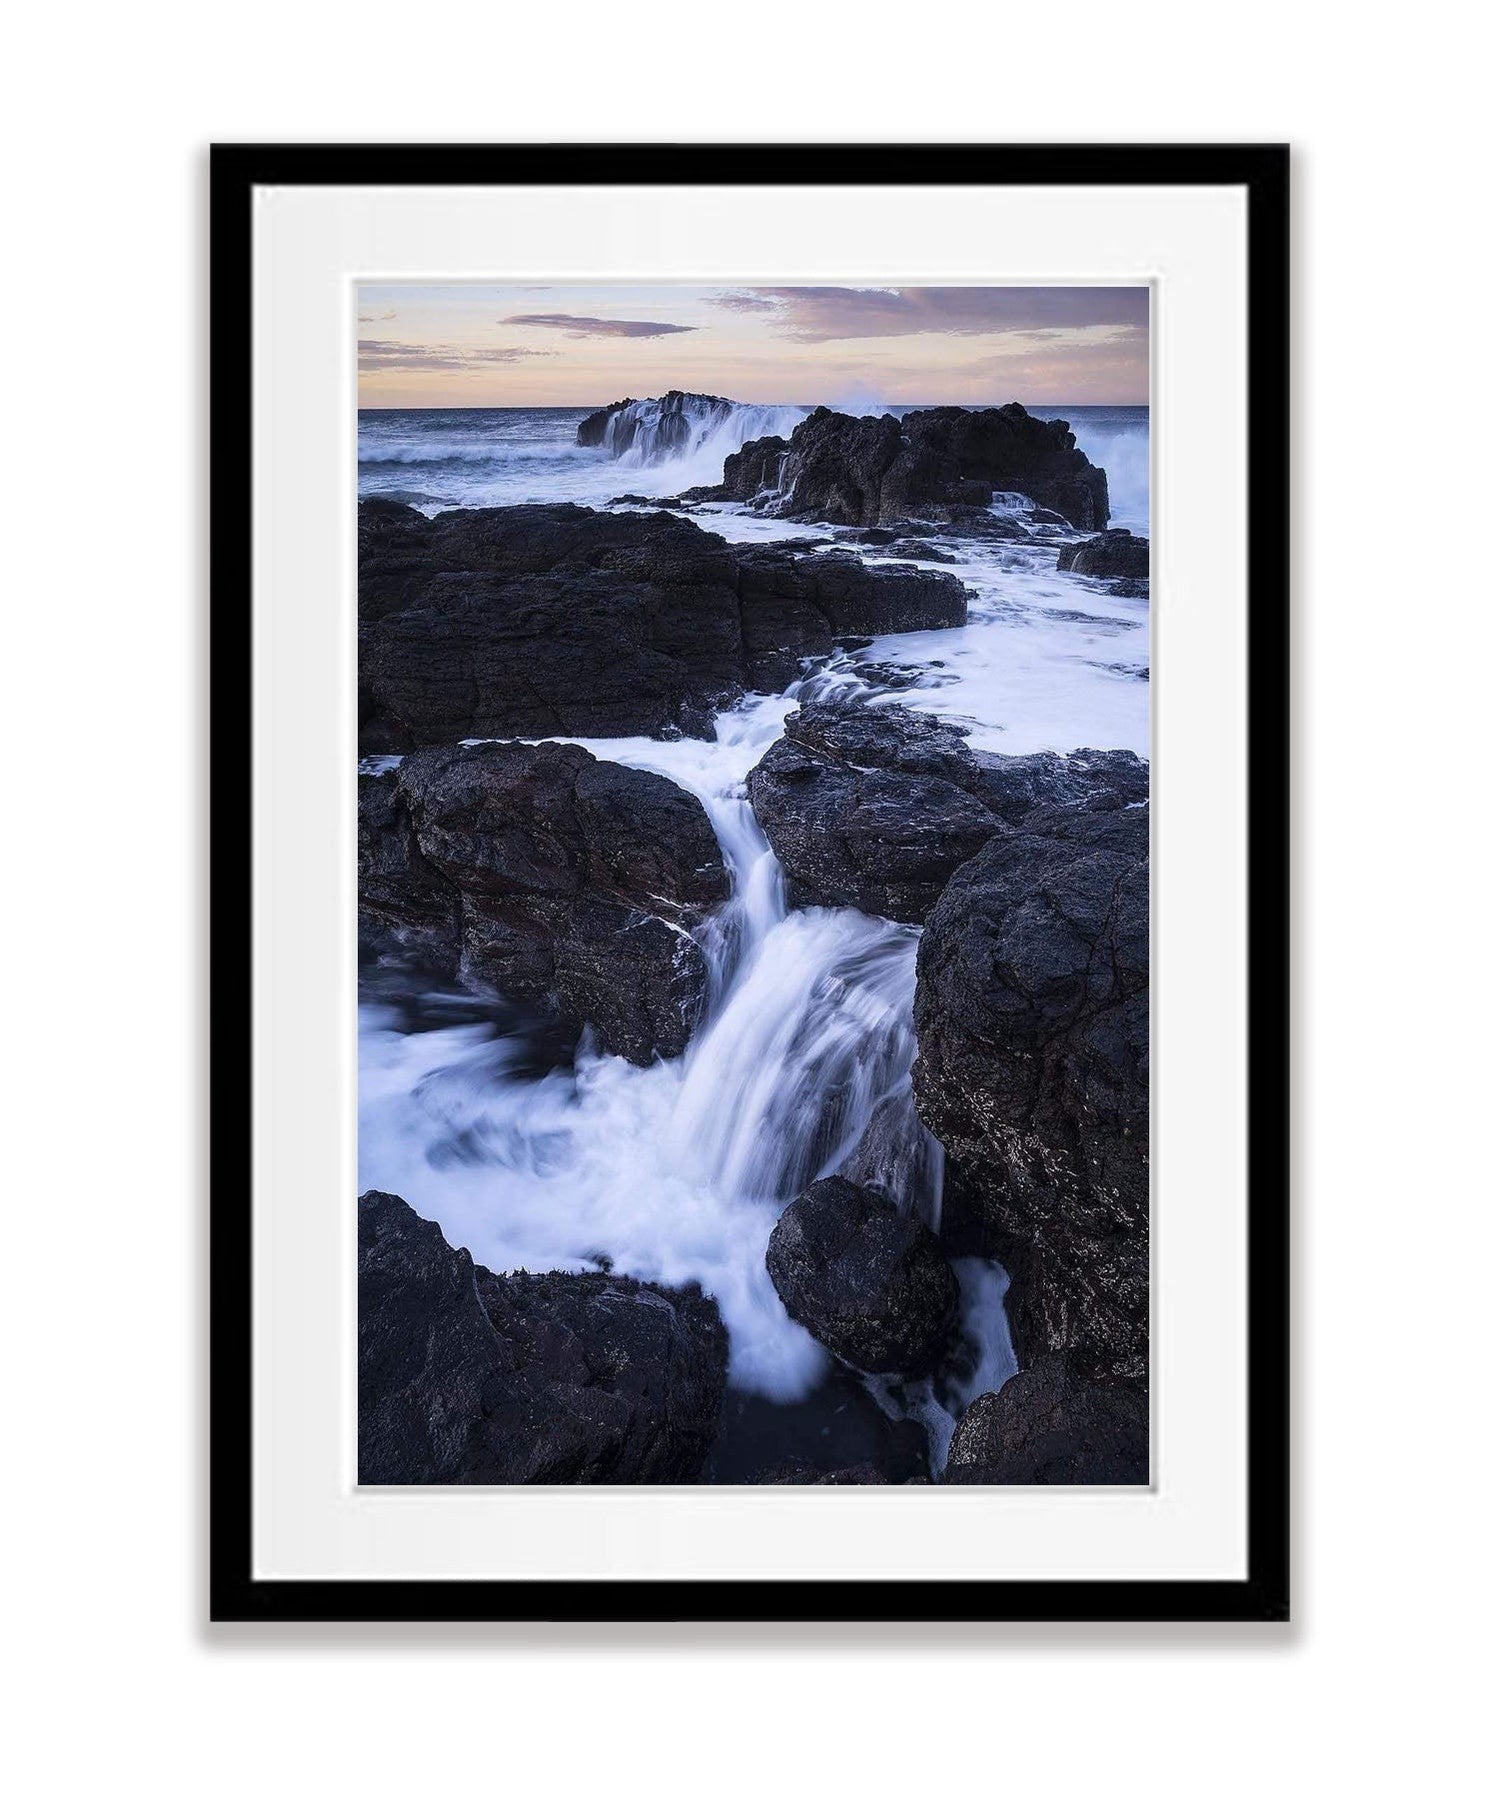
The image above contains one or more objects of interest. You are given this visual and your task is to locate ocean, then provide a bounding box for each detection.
[357,398,1150,1470]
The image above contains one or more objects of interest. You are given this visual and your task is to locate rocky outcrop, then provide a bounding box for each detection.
[747,699,1149,923]
[358,502,969,748]
[765,1176,958,1376]
[576,390,735,455]
[716,403,1109,531]
[735,547,966,689]
[357,766,462,971]
[359,740,729,1064]
[358,1190,728,1484]
[1057,529,1150,580]
[913,803,1149,1382]
[942,1355,1148,1485]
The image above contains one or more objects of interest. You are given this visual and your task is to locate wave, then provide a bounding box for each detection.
[596,392,810,489]
[360,440,595,467]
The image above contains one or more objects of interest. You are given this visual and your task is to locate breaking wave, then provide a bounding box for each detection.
[596,392,810,490]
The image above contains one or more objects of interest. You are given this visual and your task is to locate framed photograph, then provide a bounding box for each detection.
[211,143,1288,1623]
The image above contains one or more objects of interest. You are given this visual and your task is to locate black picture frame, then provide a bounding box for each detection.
[210,142,1289,1625]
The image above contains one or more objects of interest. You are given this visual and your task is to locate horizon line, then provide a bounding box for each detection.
[356,397,1150,412]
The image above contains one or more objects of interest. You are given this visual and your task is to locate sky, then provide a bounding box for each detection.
[356,285,1149,409]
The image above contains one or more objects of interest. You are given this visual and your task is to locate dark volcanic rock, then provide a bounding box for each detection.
[358,1190,728,1484]
[360,740,728,1064]
[766,1176,958,1375]
[719,433,789,501]
[735,547,966,689]
[740,403,1109,531]
[748,702,998,922]
[942,1355,1148,1485]
[1058,529,1150,580]
[359,503,744,746]
[913,804,1149,1381]
[879,539,958,564]
[359,501,970,748]
[577,390,735,456]
[358,768,462,971]
[747,699,1148,923]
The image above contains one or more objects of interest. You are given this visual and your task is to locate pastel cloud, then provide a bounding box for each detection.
[740,286,1148,341]
[358,339,557,373]
[503,313,699,339]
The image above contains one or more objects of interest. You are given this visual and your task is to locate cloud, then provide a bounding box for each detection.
[502,312,698,339]
[741,287,1149,342]
[710,291,781,313]
[358,309,397,323]
[358,339,558,373]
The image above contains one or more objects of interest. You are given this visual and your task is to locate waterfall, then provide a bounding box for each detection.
[597,392,809,489]
[357,687,951,1404]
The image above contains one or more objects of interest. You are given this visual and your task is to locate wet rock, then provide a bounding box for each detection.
[747,699,1148,924]
[358,1190,728,1484]
[971,745,1149,825]
[719,434,790,501]
[735,403,1109,531]
[578,390,736,457]
[942,1355,1148,1485]
[913,804,1149,1381]
[879,539,958,563]
[766,1176,959,1375]
[735,546,967,690]
[361,740,728,1064]
[748,701,998,922]
[359,501,969,748]
[359,503,744,746]
[1057,529,1150,580]
[358,768,461,971]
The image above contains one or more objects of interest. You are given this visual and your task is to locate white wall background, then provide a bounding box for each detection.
[5,6,1493,1793]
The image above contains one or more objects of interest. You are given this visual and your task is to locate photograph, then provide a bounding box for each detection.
[355,281,1153,1488]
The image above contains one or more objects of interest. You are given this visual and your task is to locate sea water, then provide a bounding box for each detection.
[356,400,1149,1457]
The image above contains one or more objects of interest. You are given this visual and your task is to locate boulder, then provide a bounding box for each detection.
[1057,529,1150,580]
[358,1190,728,1484]
[765,1176,958,1375]
[360,741,729,1064]
[913,804,1149,1381]
[358,501,970,748]
[747,699,1149,923]
[942,1355,1148,1485]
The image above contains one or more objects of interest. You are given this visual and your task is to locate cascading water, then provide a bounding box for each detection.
[357,396,1150,1468]
[358,684,959,1412]
[599,392,810,491]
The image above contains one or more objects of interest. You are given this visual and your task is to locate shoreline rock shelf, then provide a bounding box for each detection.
[358,1190,728,1484]
[358,500,968,750]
